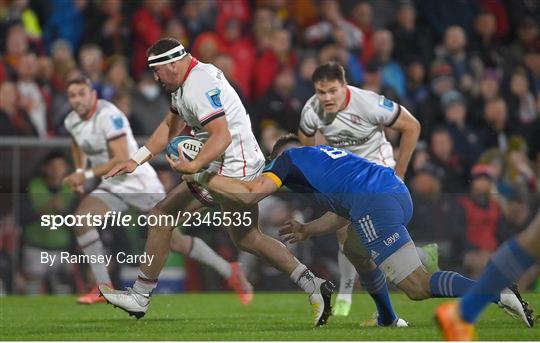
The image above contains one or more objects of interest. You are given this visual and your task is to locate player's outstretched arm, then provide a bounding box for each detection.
[279,212,349,243]
[63,139,88,193]
[183,173,278,205]
[105,111,185,178]
[388,106,420,179]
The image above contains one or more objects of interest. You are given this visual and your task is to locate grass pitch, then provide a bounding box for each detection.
[1,292,538,340]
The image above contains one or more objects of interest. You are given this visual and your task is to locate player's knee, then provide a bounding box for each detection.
[231,233,260,255]
[404,287,430,301]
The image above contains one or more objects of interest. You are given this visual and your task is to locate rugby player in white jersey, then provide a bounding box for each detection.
[63,76,253,305]
[99,38,335,326]
[295,62,436,319]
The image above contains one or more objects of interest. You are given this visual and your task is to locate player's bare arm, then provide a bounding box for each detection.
[279,211,349,243]
[63,138,87,193]
[183,173,277,205]
[298,130,316,146]
[388,106,421,179]
[105,111,185,178]
[168,116,232,174]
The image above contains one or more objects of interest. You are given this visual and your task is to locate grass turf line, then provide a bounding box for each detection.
[1,293,538,340]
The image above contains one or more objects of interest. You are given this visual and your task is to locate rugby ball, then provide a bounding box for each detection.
[167,136,204,161]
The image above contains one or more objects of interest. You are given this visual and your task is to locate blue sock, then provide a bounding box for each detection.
[429,270,493,299]
[460,239,536,324]
[359,268,397,326]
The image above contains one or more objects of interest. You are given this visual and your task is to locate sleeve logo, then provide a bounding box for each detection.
[111,115,124,130]
[205,88,222,109]
[378,96,394,111]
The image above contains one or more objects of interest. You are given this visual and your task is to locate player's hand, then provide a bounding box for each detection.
[166,146,200,174]
[278,220,309,244]
[105,159,138,179]
[63,172,85,191]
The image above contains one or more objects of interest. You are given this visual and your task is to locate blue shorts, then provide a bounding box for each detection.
[350,186,413,266]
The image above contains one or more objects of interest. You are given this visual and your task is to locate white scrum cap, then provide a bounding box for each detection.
[147,44,187,67]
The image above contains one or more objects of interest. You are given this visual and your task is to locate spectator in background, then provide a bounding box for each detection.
[294,53,318,104]
[16,52,51,138]
[506,137,538,194]
[112,92,143,136]
[259,120,286,157]
[78,44,104,94]
[437,26,474,93]
[253,28,297,99]
[361,60,399,102]
[404,60,429,113]
[523,42,540,95]
[388,2,433,67]
[101,55,134,101]
[460,164,504,279]
[216,18,255,99]
[181,0,219,42]
[502,18,538,74]
[43,0,85,53]
[191,32,221,64]
[82,0,130,57]
[477,148,514,198]
[3,23,29,79]
[21,151,75,294]
[0,80,37,136]
[428,127,466,193]
[130,0,172,80]
[2,0,42,42]
[304,0,363,53]
[479,97,512,151]
[130,71,169,136]
[470,11,503,70]
[254,68,302,134]
[370,29,406,98]
[350,1,374,64]
[318,44,363,87]
[49,39,76,91]
[506,68,538,134]
[441,90,482,172]
[164,18,190,50]
[469,69,501,128]
[251,7,277,52]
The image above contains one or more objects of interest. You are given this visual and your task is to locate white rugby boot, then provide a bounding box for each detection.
[99,284,150,319]
[309,279,335,326]
[498,284,535,327]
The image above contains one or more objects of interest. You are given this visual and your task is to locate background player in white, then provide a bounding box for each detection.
[296,62,436,317]
[99,38,335,326]
[63,76,252,305]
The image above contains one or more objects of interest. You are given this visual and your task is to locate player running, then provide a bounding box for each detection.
[298,62,437,316]
[99,38,335,326]
[436,212,539,340]
[184,134,534,328]
[63,76,252,305]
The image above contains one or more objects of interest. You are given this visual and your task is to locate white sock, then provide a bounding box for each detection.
[188,237,232,279]
[290,263,322,294]
[416,246,428,267]
[132,270,157,296]
[337,244,356,302]
[77,229,111,285]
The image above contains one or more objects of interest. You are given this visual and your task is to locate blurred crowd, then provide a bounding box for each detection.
[1,0,540,294]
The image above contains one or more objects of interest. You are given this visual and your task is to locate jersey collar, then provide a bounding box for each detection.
[182,57,199,84]
[341,86,351,111]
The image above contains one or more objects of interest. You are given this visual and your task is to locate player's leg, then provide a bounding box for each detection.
[100,181,207,318]
[222,200,334,326]
[334,226,357,316]
[436,213,540,340]
[343,227,405,327]
[72,193,115,304]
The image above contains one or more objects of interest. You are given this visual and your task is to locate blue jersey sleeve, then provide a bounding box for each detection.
[262,152,292,187]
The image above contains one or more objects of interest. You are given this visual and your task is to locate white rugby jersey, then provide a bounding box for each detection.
[64,100,164,194]
[299,86,400,167]
[170,58,265,177]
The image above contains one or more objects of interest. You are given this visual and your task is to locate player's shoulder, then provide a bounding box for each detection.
[95,99,124,121]
[63,110,79,132]
[301,94,323,117]
[348,85,380,102]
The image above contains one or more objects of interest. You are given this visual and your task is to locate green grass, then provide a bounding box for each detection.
[1,292,538,340]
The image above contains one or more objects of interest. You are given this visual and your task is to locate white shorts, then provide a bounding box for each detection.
[379,242,423,284]
[90,188,166,212]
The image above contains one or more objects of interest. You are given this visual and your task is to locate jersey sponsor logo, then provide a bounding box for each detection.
[205,88,222,109]
[111,115,124,130]
[350,114,361,124]
[378,96,394,111]
[327,130,373,147]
